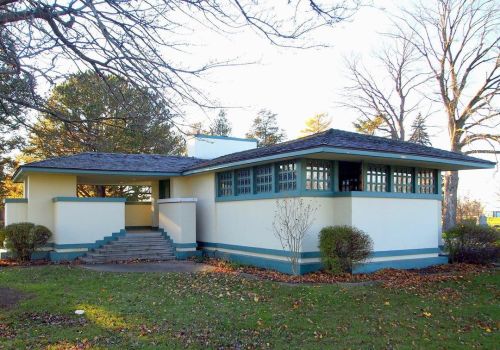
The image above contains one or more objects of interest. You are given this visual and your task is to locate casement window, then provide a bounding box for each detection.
[393,167,413,193]
[255,165,273,193]
[417,169,436,194]
[365,164,388,192]
[305,160,332,191]
[236,168,252,195]
[217,171,233,197]
[277,161,297,192]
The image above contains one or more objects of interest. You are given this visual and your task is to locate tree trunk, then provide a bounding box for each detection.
[443,170,459,231]
[96,185,106,198]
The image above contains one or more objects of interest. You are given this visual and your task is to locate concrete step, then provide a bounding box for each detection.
[112,237,167,243]
[84,252,175,260]
[95,247,174,254]
[79,255,175,264]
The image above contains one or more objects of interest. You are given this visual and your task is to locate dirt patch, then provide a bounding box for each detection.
[23,312,87,327]
[0,287,33,309]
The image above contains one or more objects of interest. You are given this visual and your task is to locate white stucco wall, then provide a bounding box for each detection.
[4,202,28,225]
[26,173,76,233]
[158,199,197,244]
[350,197,441,251]
[54,201,125,244]
[187,136,257,159]
[125,203,153,227]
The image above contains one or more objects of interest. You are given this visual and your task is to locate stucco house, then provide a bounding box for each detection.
[1,129,495,273]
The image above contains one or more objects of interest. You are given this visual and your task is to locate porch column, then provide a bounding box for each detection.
[151,180,159,229]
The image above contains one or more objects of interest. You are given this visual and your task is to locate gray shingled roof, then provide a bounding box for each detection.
[22,153,205,173]
[188,128,495,170]
[18,129,494,176]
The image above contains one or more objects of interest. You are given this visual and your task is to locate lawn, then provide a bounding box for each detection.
[0,266,498,349]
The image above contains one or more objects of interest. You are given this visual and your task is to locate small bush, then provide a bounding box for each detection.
[0,228,6,248]
[444,223,499,264]
[319,225,373,274]
[4,223,52,261]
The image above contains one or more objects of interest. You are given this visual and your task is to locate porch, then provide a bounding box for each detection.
[2,171,198,261]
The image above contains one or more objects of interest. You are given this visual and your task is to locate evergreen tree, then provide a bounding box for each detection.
[301,113,332,136]
[209,110,232,136]
[246,110,286,147]
[408,114,431,146]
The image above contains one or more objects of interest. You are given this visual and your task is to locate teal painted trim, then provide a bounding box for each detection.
[183,146,494,175]
[353,256,448,274]
[52,197,126,202]
[125,201,151,205]
[53,243,93,249]
[195,134,258,143]
[215,190,442,202]
[331,191,442,200]
[53,230,126,251]
[174,242,197,249]
[1,250,50,260]
[3,198,28,203]
[49,251,87,261]
[13,166,179,182]
[437,170,442,195]
[199,242,439,260]
[175,250,201,260]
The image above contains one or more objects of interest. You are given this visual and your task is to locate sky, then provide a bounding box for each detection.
[179,1,499,211]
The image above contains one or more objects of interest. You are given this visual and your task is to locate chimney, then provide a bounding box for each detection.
[187,135,257,159]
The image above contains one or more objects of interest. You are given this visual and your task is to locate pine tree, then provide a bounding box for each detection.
[300,113,332,136]
[408,114,431,146]
[246,109,286,147]
[209,110,232,136]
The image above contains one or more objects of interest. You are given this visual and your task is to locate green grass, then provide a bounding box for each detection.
[0,266,498,349]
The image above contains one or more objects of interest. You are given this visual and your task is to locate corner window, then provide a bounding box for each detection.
[365,164,388,192]
[417,169,436,194]
[255,165,273,193]
[393,167,413,193]
[218,171,233,197]
[339,161,362,192]
[305,160,332,191]
[236,168,252,195]
[277,161,297,192]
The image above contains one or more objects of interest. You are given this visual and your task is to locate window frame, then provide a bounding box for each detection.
[304,159,333,192]
[392,166,414,193]
[416,168,437,194]
[276,160,298,193]
[235,168,252,196]
[364,163,389,192]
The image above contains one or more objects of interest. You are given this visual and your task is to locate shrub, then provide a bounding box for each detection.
[319,225,373,274]
[0,228,6,248]
[444,223,499,264]
[4,223,52,261]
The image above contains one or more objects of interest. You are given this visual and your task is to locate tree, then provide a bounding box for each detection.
[273,198,317,275]
[457,196,485,224]
[409,114,432,146]
[395,0,499,230]
[25,72,185,158]
[209,110,232,136]
[0,1,359,121]
[301,113,332,136]
[23,72,186,198]
[246,110,286,147]
[341,39,430,140]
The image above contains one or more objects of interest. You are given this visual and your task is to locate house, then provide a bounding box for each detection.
[1,129,495,273]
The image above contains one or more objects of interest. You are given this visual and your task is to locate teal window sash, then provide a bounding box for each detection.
[304,159,333,192]
[364,163,389,192]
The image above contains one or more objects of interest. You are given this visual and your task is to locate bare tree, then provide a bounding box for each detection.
[0,1,360,124]
[272,198,317,275]
[341,38,431,140]
[394,0,499,230]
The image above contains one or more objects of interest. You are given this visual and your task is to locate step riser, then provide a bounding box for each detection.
[79,230,176,264]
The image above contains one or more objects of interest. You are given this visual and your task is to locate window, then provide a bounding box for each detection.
[365,164,388,192]
[338,161,362,191]
[305,160,332,191]
[417,169,435,194]
[277,161,297,192]
[218,171,233,197]
[393,167,413,193]
[236,168,252,195]
[255,165,273,193]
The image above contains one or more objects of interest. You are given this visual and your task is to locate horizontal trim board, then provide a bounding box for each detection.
[174,242,198,249]
[216,191,442,202]
[185,146,494,175]
[53,197,126,202]
[195,134,258,143]
[125,202,152,205]
[13,167,179,182]
[353,256,448,274]
[3,198,28,203]
[198,242,440,259]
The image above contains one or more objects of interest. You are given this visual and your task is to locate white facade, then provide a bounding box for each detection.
[187,135,257,159]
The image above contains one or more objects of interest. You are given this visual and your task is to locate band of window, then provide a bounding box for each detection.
[365,164,388,192]
[305,160,332,191]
